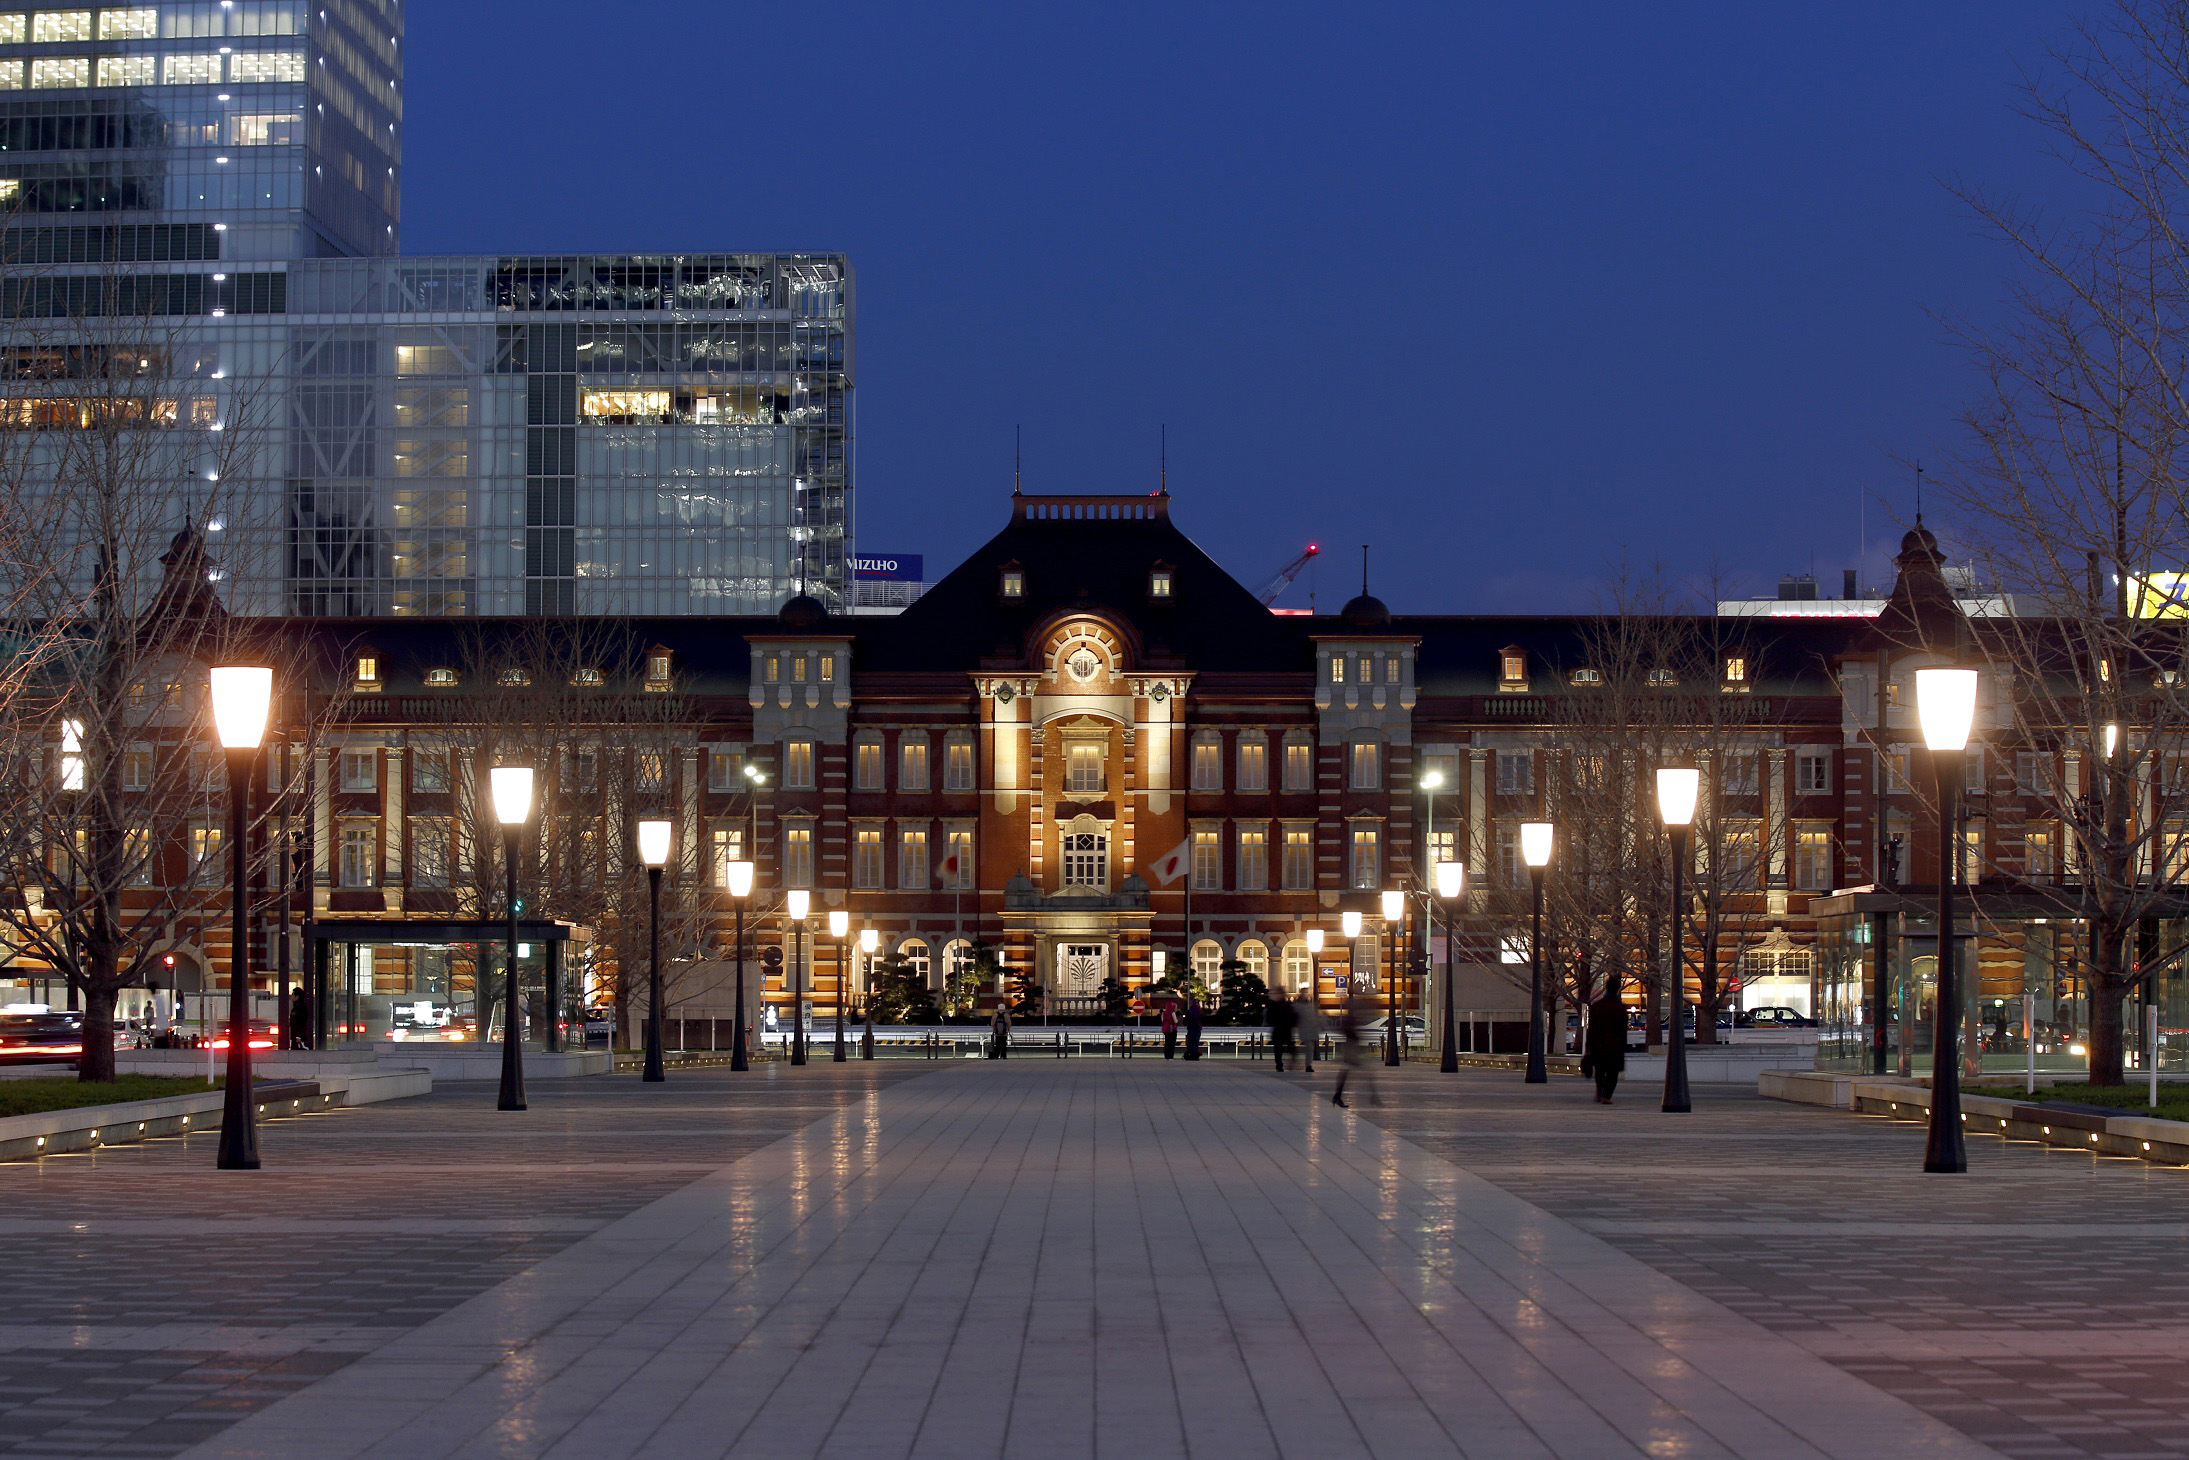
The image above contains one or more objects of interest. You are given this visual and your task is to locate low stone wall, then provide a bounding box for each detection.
[1760,1070,2189,1166]
[0,1065,430,1162]
[1465,1045,1815,1083]
[366,1045,609,1080]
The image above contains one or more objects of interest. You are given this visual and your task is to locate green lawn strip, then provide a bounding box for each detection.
[2021,1082,2189,1120]
[0,1075,222,1118]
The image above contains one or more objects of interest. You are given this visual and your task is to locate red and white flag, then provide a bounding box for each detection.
[1144,838,1191,885]
[936,849,962,885]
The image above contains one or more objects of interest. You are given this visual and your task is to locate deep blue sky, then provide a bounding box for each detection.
[404,1,2078,613]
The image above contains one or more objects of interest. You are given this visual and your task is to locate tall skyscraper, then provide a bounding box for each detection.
[0,1,854,616]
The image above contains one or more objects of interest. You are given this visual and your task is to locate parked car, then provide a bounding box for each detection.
[1354,1015,1427,1047]
[1736,1006,1817,1029]
[0,1012,84,1064]
[207,1020,282,1052]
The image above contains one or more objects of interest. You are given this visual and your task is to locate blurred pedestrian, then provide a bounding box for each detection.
[990,1000,1011,1059]
[1581,993,1627,1103]
[1295,990,1319,1073]
[1331,987,1378,1107]
[1185,997,1204,1060]
[1162,1000,1178,1059]
[1268,988,1299,1071]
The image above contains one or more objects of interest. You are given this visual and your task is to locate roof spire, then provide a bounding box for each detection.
[1361,543,1369,597]
[1157,423,1167,497]
[1013,425,1022,497]
[1914,459,1924,525]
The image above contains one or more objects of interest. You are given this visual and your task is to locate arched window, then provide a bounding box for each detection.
[1236,939,1269,987]
[1062,826,1108,889]
[943,939,974,988]
[899,939,931,985]
[1191,939,1223,985]
[1280,939,1311,994]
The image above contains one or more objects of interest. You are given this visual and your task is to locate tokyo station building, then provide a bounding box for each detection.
[12,488,2159,1076]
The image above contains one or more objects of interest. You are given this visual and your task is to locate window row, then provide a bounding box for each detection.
[1187,731,1321,793]
[0,6,302,43]
[843,824,978,891]
[850,733,976,793]
[0,48,305,88]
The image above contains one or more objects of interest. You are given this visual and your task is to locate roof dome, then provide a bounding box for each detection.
[1338,592,1391,629]
[777,593,829,629]
[1899,523,1940,560]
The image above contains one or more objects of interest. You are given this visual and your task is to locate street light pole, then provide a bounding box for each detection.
[1436,861,1464,1073]
[727,860,754,1071]
[1917,667,1978,1174]
[1522,822,1553,1084]
[490,766,534,1112]
[860,926,878,1060]
[787,889,810,1066]
[829,909,849,1062]
[1657,767,1699,1114]
[1381,888,1405,1066]
[210,665,272,1171]
[638,820,671,1084]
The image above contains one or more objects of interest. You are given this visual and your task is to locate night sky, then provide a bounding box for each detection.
[403,1,2076,614]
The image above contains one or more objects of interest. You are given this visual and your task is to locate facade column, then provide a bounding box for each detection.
[381,744,404,913]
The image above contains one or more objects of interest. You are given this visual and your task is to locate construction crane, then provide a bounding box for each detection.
[1255,543,1320,606]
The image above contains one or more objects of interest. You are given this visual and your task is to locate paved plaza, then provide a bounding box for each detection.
[0,1061,2183,1458]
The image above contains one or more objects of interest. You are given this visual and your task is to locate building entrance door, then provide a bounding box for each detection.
[1057,943,1109,997]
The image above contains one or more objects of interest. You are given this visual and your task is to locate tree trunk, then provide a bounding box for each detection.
[2087,916,2129,1085]
[1695,924,1720,1045]
[1644,909,1663,1046]
[78,981,118,1083]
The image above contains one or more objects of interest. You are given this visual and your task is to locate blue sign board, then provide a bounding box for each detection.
[852,553,923,581]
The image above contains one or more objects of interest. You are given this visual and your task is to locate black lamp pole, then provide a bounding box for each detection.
[790,918,807,1066]
[642,863,665,1083]
[1525,864,1548,1083]
[730,895,749,1071]
[1384,907,1402,1067]
[497,823,526,1111]
[861,940,875,1059]
[1663,823,1692,1113]
[1925,746,1968,1172]
[1439,888,1459,1073]
[216,742,260,1170]
[833,932,847,1062]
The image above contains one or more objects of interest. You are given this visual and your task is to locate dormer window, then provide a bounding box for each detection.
[352,654,381,693]
[1149,565,1173,599]
[498,667,530,687]
[570,666,603,687]
[1722,655,1749,692]
[1000,565,1025,599]
[1647,668,1679,688]
[424,667,458,687]
[1568,667,1603,687]
[1330,656,1346,685]
[645,649,673,692]
[1499,647,1528,692]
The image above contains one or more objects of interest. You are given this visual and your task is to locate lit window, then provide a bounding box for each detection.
[710,826,744,886]
[1349,741,1380,790]
[783,738,815,789]
[853,827,884,889]
[339,749,376,792]
[1281,939,1311,994]
[32,12,91,44]
[191,824,225,876]
[424,667,457,687]
[791,655,807,683]
[2025,826,2056,879]
[31,56,89,87]
[854,739,883,791]
[783,825,813,886]
[1569,667,1603,686]
[1723,655,1747,684]
[228,110,300,145]
[570,666,603,687]
[1794,825,1832,891]
[1500,650,1526,684]
[899,738,929,791]
[0,61,22,88]
[1282,740,1314,792]
[1191,830,1223,891]
[497,667,530,687]
[819,656,834,683]
[1329,656,1345,685]
[945,739,975,791]
[1065,742,1104,795]
[160,53,221,85]
[1062,830,1107,888]
[1647,667,1679,688]
[0,15,21,42]
[412,821,452,890]
[898,828,928,889]
[98,7,155,39]
[1349,827,1380,890]
[58,718,83,791]
[1386,656,1401,684]
[645,651,672,690]
[226,49,305,83]
[337,823,376,888]
[1149,567,1173,598]
[1000,568,1024,599]
[1282,827,1314,889]
[1191,736,1222,791]
[944,829,974,888]
[1237,738,1267,791]
[94,54,152,85]
[764,654,779,684]
[353,654,379,686]
[579,387,671,423]
[635,751,666,794]
[1236,828,1267,890]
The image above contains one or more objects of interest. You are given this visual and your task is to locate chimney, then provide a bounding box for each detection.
[1843,568,1858,599]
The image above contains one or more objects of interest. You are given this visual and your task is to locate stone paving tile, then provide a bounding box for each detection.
[0,1064,928,1459]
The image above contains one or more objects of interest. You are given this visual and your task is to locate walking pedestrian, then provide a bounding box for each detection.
[1581,993,1627,1103]
[1161,1000,1178,1059]
[1330,987,1378,1107]
[1295,990,1319,1073]
[1184,997,1204,1061]
[288,982,313,1050]
[990,1000,1011,1059]
[1268,989,1298,1071]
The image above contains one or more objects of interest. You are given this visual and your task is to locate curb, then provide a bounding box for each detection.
[1760,1070,2189,1165]
[0,1067,431,1162]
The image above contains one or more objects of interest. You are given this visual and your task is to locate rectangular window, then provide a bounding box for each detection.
[0,61,20,89]
[1427,828,1455,872]
[1065,742,1104,795]
[898,828,928,888]
[99,7,156,39]
[1386,655,1401,684]
[123,826,151,887]
[1795,749,1831,796]
[707,749,739,792]
[1236,828,1267,890]
[1793,825,1832,891]
[95,54,152,86]
[121,746,151,792]
[1349,826,1380,890]
[783,738,815,789]
[339,748,376,792]
[160,52,221,84]
[710,826,744,886]
[227,49,305,83]
[763,654,779,684]
[1282,827,1314,889]
[945,828,975,889]
[1349,741,1380,790]
[1191,737,1222,791]
[1329,656,1345,684]
[412,820,451,889]
[1236,738,1268,791]
[2016,750,2055,799]
[2025,826,2056,880]
[899,738,929,792]
[854,740,883,791]
[1885,746,1911,794]
[1061,829,1106,889]
[1960,826,1983,885]
[1283,740,1314,791]
[945,739,975,791]
[31,56,89,88]
[1495,822,1522,886]
[1964,747,1986,796]
[0,14,23,42]
[1721,751,1760,796]
[411,748,449,793]
[569,746,599,794]
[1191,829,1223,891]
[33,11,90,43]
[1495,750,1533,796]
[337,822,375,888]
[791,654,807,683]
[190,823,223,877]
[853,827,884,890]
[1721,820,1763,887]
[635,750,666,794]
[783,825,813,887]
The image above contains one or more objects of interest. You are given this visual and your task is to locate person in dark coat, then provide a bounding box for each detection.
[287,983,313,1050]
[1184,997,1204,1060]
[1268,991,1299,1071]
[990,1001,1011,1059]
[1581,994,1628,1103]
[1161,1000,1178,1059]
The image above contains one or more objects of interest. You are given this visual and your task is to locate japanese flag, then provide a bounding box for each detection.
[1144,838,1191,885]
[936,848,962,884]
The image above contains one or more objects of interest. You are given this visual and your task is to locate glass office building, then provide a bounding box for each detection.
[0,2,855,616]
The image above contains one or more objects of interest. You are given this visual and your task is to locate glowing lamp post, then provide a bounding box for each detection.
[1521,822,1554,1084]
[1917,666,1979,1173]
[490,765,534,1111]
[637,819,672,1084]
[1436,860,1465,1074]
[786,888,810,1066]
[1341,910,1362,940]
[828,909,850,1061]
[727,859,755,1071]
[1380,888,1406,1065]
[1656,767,1699,1113]
[209,665,271,1170]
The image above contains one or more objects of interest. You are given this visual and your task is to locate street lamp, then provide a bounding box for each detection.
[209,664,271,1171]
[1381,888,1406,1065]
[1917,666,1979,1173]
[1341,909,1361,939]
[637,819,672,1084]
[786,888,810,1065]
[1436,860,1465,1073]
[1521,821,1553,1084]
[1657,767,1699,1114]
[860,926,879,1060]
[727,859,755,1071]
[490,765,534,1111]
[828,908,850,1062]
